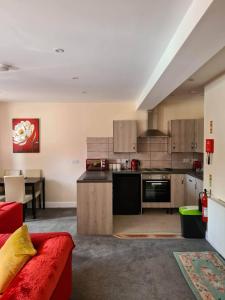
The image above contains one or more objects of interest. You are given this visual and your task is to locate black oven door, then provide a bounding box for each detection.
[143,180,170,202]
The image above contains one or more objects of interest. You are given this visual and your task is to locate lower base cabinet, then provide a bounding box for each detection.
[77,182,112,235]
[185,175,203,206]
[171,174,185,208]
[195,178,203,204]
[185,175,196,205]
[171,174,203,208]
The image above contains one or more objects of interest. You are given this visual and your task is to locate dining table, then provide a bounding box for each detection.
[0,177,45,219]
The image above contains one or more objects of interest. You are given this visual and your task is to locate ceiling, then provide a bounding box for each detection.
[137,0,225,109]
[0,0,193,102]
[171,46,225,96]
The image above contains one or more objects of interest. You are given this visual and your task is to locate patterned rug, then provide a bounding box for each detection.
[114,233,183,239]
[174,251,225,300]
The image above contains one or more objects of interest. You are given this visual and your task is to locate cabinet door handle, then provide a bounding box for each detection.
[191,142,194,150]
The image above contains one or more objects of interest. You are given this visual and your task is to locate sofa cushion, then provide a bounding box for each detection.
[0,202,23,233]
[0,232,74,300]
[0,225,37,294]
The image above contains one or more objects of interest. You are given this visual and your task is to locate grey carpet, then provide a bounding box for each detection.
[26,209,214,300]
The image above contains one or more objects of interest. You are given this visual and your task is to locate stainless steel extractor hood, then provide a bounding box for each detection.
[140,110,168,137]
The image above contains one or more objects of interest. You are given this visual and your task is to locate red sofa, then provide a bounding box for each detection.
[0,232,75,300]
[0,202,23,233]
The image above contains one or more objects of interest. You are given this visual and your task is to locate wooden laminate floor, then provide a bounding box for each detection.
[113,208,181,234]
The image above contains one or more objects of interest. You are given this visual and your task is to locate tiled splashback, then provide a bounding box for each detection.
[87,137,203,169]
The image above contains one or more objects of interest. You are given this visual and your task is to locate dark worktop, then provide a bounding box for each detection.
[186,171,203,180]
[77,169,203,183]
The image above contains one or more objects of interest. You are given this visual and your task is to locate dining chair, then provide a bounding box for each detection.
[3,170,21,201]
[23,169,42,208]
[4,169,21,176]
[4,176,33,220]
[0,195,5,202]
[0,169,4,196]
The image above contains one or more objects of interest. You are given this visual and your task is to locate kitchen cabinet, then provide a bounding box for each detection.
[185,175,203,205]
[113,120,137,153]
[171,174,185,208]
[194,119,204,153]
[169,119,204,153]
[77,182,112,235]
[195,178,203,201]
[185,175,196,205]
[169,119,195,152]
[113,173,141,214]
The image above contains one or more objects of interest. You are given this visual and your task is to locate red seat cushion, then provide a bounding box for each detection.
[0,202,23,233]
[0,232,75,300]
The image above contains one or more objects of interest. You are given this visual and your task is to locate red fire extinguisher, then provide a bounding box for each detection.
[202,189,208,223]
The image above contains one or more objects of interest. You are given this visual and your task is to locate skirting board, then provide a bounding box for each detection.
[45,202,76,208]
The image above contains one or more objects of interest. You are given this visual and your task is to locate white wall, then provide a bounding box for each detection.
[204,75,225,201]
[204,73,225,258]
[0,102,146,207]
[156,94,204,133]
[208,198,225,258]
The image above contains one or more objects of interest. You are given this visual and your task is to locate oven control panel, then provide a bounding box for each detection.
[142,174,171,180]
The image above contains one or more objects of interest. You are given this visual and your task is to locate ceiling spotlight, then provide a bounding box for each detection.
[190,90,198,94]
[72,76,79,80]
[82,91,87,94]
[0,64,18,72]
[54,48,64,53]
[0,64,10,71]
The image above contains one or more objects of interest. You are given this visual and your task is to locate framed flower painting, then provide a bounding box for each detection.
[12,118,40,153]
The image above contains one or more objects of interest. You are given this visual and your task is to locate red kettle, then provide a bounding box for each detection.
[131,159,140,171]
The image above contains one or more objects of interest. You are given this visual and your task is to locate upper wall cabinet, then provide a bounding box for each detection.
[113,120,137,153]
[194,119,204,153]
[169,119,204,153]
[169,119,195,152]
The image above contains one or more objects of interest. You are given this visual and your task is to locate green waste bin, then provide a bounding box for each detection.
[179,206,206,238]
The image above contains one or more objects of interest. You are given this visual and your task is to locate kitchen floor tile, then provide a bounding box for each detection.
[113,209,181,234]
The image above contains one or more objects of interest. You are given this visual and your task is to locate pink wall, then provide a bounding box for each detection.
[0,102,146,206]
[0,96,203,207]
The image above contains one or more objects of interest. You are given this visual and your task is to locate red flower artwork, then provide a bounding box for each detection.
[12,119,40,153]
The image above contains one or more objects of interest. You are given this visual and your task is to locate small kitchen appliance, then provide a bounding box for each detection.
[86,159,108,171]
[192,160,202,171]
[131,159,140,171]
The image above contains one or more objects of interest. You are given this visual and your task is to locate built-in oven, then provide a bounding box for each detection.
[142,174,171,203]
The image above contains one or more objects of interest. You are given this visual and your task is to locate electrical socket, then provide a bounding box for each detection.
[72,160,80,164]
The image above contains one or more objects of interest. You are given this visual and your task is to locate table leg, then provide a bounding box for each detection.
[32,184,36,219]
[42,178,45,209]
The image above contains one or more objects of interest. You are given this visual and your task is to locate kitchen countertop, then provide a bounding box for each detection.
[77,169,203,182]
[186,171,203,180]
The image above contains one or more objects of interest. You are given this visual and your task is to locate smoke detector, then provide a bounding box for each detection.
[54,48,64,53]
[0,64,18,72]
